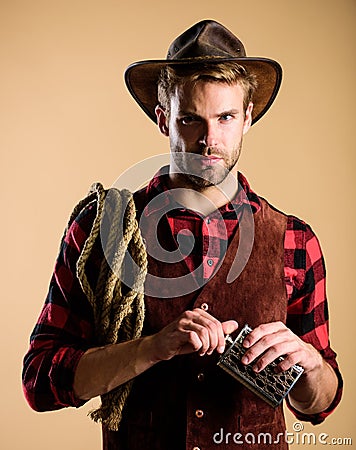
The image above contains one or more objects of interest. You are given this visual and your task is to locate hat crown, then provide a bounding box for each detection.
[124,19,282,126]
[167,20,246,60]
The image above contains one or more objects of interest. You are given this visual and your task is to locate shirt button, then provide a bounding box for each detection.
[207,259,214,267]
[195,409,204,419]
[197,372,205,382]
[206,218,211,224]
[200,302,208,311]
[193,447,201,450]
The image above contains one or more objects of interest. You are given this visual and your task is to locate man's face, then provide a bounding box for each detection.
[156,80,253,190]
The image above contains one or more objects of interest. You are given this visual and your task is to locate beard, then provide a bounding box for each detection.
[170,143,242,191]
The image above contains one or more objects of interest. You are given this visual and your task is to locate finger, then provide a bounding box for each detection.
[242,321,286,348]
[242,332,300,372]
[181,330,206,354]
[185,310,237,355]
[190,309,224,355]
[241,331,288,365]
[218,320,239,353]
[183,322,211,355]
[275,352,301,372]
[222,320,239,335]
[249,343,295,372]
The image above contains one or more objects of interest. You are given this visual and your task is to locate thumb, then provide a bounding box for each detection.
[222,320,239,335]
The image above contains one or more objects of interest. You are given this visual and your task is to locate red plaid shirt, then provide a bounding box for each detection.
[22,169,342,426]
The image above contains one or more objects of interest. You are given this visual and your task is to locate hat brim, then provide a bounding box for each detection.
[124,57,282,125]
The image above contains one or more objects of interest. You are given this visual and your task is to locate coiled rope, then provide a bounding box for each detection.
[65,182,147,431]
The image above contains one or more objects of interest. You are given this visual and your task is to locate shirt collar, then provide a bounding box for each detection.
[142,165,261,216]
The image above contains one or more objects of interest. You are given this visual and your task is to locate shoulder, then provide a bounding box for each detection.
[282,212,325,290]
[60,183,109,262]
[133,185,151,216]
[258,196,317,237]
[257,197,323,267]
[285,214,321,252]
[63,199,98,252]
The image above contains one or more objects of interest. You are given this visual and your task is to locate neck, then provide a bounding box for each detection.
[168,169,239,216]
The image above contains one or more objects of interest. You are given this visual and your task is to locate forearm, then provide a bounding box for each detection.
[74,309,239,400]
[288,350,338,415]
[73,335,158,400]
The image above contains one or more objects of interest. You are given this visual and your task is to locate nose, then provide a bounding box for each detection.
[198,121,219,149]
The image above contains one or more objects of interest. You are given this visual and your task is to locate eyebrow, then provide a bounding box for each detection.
[177,109,199,116]
[218,109,240,116]
[178,109,241,117]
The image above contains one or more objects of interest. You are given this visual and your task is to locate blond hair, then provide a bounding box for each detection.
[157,61,258,116]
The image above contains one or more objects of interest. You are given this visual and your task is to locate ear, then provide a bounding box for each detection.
[243,102,253,135]
[155,105,169,137]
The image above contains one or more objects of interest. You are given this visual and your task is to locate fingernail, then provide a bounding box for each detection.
[218,346,225,354]
[241,355,249,364]
[243,339,250,348]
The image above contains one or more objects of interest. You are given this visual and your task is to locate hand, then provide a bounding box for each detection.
[147,308,238,362]
[241,321,323,374]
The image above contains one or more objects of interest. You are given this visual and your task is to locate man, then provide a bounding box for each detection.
[23,20,342,449]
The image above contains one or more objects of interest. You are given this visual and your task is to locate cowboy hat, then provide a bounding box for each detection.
[124,19,282,125]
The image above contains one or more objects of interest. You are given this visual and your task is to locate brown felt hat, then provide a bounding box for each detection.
[125,20,282,125]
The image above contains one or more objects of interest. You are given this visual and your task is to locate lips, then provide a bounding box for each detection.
[200,156,223,166]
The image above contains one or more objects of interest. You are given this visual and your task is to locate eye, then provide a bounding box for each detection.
[180,116,199,125]
[220,114,233,122]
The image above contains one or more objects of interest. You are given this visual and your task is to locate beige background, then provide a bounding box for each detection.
[1,0,355,448]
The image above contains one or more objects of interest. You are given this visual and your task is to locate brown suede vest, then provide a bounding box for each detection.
[103,191,289,450]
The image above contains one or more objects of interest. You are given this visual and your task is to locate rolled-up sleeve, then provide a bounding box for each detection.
[285,218,343,424]
[22,203,98,411]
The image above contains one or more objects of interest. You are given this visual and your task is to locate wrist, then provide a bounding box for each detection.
[302,343,324,376]
[137,335,163,368]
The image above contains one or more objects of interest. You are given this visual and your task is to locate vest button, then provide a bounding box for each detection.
[207,258,214,267]
[195,409,204,418]
[200,302,208,311]
[193,447,201,450]
[197,372,205,382]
